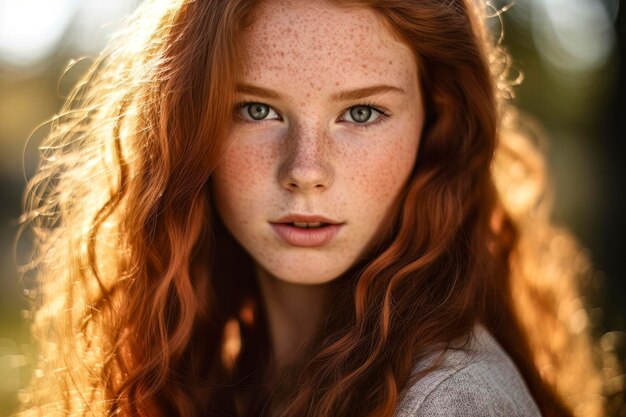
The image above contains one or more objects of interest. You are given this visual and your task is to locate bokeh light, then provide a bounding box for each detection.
[531,0,617,75]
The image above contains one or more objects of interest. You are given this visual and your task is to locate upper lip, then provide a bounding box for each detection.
[271,214,342,224]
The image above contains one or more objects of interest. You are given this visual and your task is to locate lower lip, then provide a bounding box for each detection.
[270,223,343,247]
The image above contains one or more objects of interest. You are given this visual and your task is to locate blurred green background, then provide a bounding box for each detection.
[0,0,624,415]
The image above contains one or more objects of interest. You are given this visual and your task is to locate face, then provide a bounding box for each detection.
[212,0,424,285]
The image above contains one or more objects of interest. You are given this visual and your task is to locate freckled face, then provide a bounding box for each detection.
[212,0,424,284]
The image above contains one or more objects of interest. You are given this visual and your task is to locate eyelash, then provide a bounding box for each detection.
[346,101,390,130]
[234,101,390,131]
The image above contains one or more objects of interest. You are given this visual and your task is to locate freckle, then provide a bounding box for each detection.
[335,81,339,86]
[388,60,393,65]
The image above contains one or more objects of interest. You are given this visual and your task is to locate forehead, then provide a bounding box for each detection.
[240,0,417,93]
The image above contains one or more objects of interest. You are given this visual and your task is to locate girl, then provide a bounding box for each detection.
[18,0,605,416]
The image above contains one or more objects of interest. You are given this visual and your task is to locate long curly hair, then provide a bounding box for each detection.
[17,0,605,416]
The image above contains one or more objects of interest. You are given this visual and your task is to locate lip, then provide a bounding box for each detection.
[269,214,344,248]
[270,223,343,247]
[272,214,341,224]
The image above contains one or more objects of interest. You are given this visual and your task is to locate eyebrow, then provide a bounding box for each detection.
[235,83,405,102]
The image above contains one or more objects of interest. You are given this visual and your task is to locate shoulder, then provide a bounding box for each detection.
[394,323,542,417]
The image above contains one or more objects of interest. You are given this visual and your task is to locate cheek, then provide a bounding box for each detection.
[212,143,273,216]
[354,130,419,206]
[217,144,268,185]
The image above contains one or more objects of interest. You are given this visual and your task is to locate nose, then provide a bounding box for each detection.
[277,124,334,193]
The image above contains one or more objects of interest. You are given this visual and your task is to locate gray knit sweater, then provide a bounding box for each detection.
[393,323,542,417]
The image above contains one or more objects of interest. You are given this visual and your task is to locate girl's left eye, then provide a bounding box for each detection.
[237,102,280,122]
[341,105,382,124]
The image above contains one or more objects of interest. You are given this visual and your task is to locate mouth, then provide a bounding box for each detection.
[270,214,344,247]
[285,221,328,229]
[272,214,341,225]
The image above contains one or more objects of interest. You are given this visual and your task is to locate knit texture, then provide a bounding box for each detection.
[394,323,542,416]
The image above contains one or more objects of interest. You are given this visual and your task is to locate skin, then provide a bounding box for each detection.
[212,0,424,371]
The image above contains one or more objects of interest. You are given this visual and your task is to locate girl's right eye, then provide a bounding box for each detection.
[236,102,280,123]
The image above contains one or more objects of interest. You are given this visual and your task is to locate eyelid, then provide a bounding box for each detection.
[235,102,281,123]
[338,101,391,130]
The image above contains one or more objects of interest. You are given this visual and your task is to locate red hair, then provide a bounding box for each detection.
[18,0,604,416]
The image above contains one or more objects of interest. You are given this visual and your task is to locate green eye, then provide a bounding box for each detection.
[343,105,382,124]
[237,102,280,122]
[349,106,373,123]
[247,103,270,120]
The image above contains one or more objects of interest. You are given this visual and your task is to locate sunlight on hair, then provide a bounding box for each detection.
[119,0,184,57]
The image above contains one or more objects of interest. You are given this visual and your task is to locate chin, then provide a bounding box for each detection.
[261,257,351,286]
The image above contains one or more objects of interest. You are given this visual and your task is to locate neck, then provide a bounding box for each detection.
[255,264,332,372]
